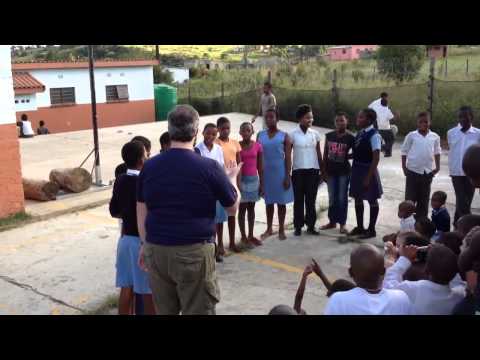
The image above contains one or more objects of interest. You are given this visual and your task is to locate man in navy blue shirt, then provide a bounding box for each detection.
[137,105,240,315]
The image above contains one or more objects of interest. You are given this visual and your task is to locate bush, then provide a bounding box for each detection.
[377,45,425,83]
[352,70,365,83]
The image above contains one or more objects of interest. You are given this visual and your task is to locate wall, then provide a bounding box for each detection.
[166,67,189,83]
[350,45,378,60]
[16,99,155,134]
[0,45,25,218]
[14,93,37,112]
[30,66,154,107]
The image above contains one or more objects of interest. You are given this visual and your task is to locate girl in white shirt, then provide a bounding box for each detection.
[195,123,227,262]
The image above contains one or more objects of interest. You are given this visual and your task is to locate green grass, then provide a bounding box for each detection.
[0,212,32,232]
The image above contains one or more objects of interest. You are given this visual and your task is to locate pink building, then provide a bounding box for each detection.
[326,45,378,61]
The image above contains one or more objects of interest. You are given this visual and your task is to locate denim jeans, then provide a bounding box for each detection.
[327,175,350,226]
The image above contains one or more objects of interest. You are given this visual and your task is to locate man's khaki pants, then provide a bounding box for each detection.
[144,241,220,315]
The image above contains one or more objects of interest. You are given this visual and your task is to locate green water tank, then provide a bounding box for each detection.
[154,84,177,121]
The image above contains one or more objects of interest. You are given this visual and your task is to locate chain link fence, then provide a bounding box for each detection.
[177,60,480,137]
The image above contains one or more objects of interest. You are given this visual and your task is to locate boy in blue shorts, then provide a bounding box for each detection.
[110,141,155,315]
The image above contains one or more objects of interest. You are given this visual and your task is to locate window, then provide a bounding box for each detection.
[15,100,18,104]
[50,87,76,105]
[106,85,129,102]
[342,49,346,54]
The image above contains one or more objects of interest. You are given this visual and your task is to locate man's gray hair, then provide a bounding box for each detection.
[168,105,200,142]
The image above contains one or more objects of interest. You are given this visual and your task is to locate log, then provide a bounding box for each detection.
[23,178,59,201]
[49,167,92,193]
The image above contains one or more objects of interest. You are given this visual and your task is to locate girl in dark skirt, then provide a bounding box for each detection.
[348,108,383,239]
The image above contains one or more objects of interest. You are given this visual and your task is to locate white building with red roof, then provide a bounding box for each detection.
[11,59,158,133]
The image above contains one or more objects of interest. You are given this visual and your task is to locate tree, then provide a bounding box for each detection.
[153,65,174,84]
[376,45,425,83]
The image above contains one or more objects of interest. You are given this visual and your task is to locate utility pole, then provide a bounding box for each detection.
[155,45,160,61]
[88,45,102,186]
[428,57,435,122]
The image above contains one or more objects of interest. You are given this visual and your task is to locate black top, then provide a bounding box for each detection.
[353,127,377,164]
[109,173,140,237]
[115,163,128,179]
[325,131,355,176]
[137,149,237,246]
[431,207,451,233]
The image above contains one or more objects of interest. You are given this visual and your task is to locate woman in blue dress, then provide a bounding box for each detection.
[257,107,294,240]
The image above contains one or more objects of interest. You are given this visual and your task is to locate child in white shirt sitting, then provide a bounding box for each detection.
[383,201,416,245]
[383,242,465,315]
[324,244,412,315]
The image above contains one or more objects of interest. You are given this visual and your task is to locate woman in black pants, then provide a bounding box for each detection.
[289,104,323,236]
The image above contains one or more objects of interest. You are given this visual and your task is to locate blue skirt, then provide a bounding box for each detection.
[240,175,260,203]
[116,235,151,294]
[349,162,383,201]
[215,201,228,224]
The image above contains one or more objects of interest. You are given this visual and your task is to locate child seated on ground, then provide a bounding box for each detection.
[452,230,480,315]
[324,244,412,315]
[401,234,430,281]
[109,141,155,315]
[456,214,480,238]
[294,259,355,314]
[268,305,298,315]
[431,191,451,241]
[384,231,419,268]
[383,242,465,315]
[159,131,171,153]
[437,232,463,256]
[415,217,436,241]
[383,201,416,244]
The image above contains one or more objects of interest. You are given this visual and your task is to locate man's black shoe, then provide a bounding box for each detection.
[348,227,366,237]
[357,229,377,239]
[306,228,320,235]
[294,228,302,236]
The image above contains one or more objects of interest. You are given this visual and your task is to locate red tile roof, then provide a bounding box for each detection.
[12,72,45,95]
[11,59,159,71]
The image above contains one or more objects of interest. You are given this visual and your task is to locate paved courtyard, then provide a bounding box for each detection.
[0,113,478,315]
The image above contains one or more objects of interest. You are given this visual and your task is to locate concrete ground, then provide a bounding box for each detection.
[1,113,477,315]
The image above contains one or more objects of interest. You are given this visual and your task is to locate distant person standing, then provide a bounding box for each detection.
[401,112,441,220]
[368,92,396,157]
[447,106,480,226]
[37,120,50,135]
[19,114,34,138]
[252,81,277,129]
[289,104,323,236]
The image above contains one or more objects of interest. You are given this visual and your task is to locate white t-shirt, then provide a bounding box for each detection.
[195,142,225,167]
[401,130,441,175]
[324,287,412,315]
[383,256,466,315]
[369,102,394,130]
[400,215,416,232]
[290,125,321,171]
[22,120,35,136]
[447,124,480,176]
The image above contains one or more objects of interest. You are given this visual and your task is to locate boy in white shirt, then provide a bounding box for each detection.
[324,244,412,315]
[382,201,416,245]
[368,92,395,157]
[447,106,480,226]
[401,112,441,219]
[383,243,465,315]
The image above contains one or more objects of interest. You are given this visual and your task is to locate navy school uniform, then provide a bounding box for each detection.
[349,125,383,201]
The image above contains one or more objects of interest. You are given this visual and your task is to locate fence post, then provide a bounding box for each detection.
[221,82,225,113]
[188,82,191,104]
[267,70,272,84]
[332,69,338,116]
[428,58,435,122]
[466,58,469,75]
[444,58,448,78]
